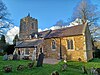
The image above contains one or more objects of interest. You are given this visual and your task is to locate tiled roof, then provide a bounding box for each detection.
[15,39,43,48]
[39,25,85,38]
[15,25,85,48]
[38,30,52,38]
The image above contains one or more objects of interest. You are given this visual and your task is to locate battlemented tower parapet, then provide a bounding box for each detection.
[19,14,38,40]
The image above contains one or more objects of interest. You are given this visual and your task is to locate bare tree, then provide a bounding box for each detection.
[0,0,9,20]
[0,0,13,35]
[72,0,100,41]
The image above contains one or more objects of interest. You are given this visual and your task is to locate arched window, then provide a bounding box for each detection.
[67,40,74,49]
[52,40,56,50]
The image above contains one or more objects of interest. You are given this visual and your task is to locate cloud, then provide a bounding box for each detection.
[38,19,82,31]
[43,28,49,31]
[5,26,19,44]
[38,28,49,32]
[68,18,82,27]
[38,26,61,32]
[50,26,62,30]
[38,29,42,32]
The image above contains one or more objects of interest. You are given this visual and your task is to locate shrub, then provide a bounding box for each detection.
[27,62,35,69]
[0,52,5,56]
[3,65,12,73]
[17,65,25,71]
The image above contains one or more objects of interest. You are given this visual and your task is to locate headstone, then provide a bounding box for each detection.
[94,71,99,75]
[17,49,21,60]
[63,55,67,63]
[18,50,20,55]
[8,54,13,60]
[32,49,36,61]
[51,71,59,75]
[17,55,20,60]
[82,66,87,74]
[36,52,44,67]
[13,53,18,60]
[90,67,100,75]
[96,68,100,75]
[20,51,24,60]
[91,67,96,74]
[3,54,8,60]
[62,63,67,71]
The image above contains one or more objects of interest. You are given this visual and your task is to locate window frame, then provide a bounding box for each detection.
[67,39,74,50]
[51,39,56,51]
[24,48,30,56]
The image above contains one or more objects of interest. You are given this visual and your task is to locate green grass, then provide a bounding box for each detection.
[0,56,100,75]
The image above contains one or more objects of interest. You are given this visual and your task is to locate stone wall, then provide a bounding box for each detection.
[43,38,60,59]
[85,26,93,61]
[15,33,93,61]
[43,35,93,62]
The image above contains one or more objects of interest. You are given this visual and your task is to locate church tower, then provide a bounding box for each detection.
[19,13,38,40]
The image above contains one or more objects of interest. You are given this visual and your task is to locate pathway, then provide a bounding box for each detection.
[43,58,61,64]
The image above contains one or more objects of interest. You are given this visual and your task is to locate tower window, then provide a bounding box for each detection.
[32,23,35,29]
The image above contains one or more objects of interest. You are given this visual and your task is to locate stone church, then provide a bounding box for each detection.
[15,14,93,62]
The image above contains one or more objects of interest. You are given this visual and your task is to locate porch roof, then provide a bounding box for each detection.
[15,39,43,48]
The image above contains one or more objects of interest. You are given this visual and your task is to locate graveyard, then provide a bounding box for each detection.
[0,56,100,75]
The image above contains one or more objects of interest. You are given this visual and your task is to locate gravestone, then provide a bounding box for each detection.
[63,55,67,63]
[91,67,100,75]
[51,71,59,75]
[8,54,13,60]
[36,52,44,67]
[20,51,24,60]
[82,66,87,74]
[91,67,97,75]
[96,68,100,75]
[32,49,36,61]
[61,63,67,71]
[13,53,18,60]
[3,54,8,60]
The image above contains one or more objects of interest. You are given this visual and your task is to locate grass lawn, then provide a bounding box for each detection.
[0,56,100,75]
